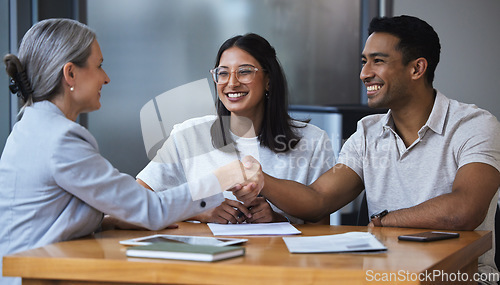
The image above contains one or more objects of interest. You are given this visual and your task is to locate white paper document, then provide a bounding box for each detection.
[207,222,301,236]
[282,232,387,253]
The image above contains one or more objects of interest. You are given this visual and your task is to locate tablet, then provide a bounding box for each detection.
[120,234,248,247]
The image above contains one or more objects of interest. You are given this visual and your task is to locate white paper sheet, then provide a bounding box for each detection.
[282,232,387,253]
[207,222,301,236]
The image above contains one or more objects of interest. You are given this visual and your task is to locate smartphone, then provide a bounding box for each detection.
[398,231,460,242]
[119,234,247,247]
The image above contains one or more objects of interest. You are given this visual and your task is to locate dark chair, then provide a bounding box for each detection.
[356,190,369,226]
[495,204,500,270]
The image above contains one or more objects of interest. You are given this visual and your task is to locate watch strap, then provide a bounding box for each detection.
[370,209,388,227]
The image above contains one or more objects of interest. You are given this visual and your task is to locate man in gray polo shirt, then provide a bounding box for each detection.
[261,15,500,282]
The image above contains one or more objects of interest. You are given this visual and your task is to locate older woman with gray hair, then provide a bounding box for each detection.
[0,18,262,285]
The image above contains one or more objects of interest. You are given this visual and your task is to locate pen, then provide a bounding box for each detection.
[237,206,253,219]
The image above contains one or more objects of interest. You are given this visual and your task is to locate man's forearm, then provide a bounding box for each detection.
[380,193,488,230]
[379,163,500,230]
[262,165,365,223]
[261,174,334,222]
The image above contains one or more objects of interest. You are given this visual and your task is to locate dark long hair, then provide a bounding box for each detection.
[210,33,303,153]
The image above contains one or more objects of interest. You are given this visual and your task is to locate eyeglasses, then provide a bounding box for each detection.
[209,66,260,84]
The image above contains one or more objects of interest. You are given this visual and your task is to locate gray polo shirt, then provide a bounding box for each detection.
[338,91,500,278]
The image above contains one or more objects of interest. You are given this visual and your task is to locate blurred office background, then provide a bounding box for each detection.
[1,0,499,224]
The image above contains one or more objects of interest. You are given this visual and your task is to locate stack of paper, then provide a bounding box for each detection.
[207,222,301,236]
[283,232,387,253]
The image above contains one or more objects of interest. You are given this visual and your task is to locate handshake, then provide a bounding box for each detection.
[213,155,264,206]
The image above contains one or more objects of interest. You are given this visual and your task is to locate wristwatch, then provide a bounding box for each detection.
[370,209,388,227]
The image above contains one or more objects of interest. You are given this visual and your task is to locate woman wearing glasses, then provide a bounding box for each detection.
[137,33,334,224]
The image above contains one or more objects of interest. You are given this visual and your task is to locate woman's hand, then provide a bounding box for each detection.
[245,197,288,223]
[197,199,251,224]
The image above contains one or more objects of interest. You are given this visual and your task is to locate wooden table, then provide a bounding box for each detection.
[3,222,491,284]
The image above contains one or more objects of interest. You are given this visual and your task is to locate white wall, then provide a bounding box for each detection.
[393,0,500,120]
